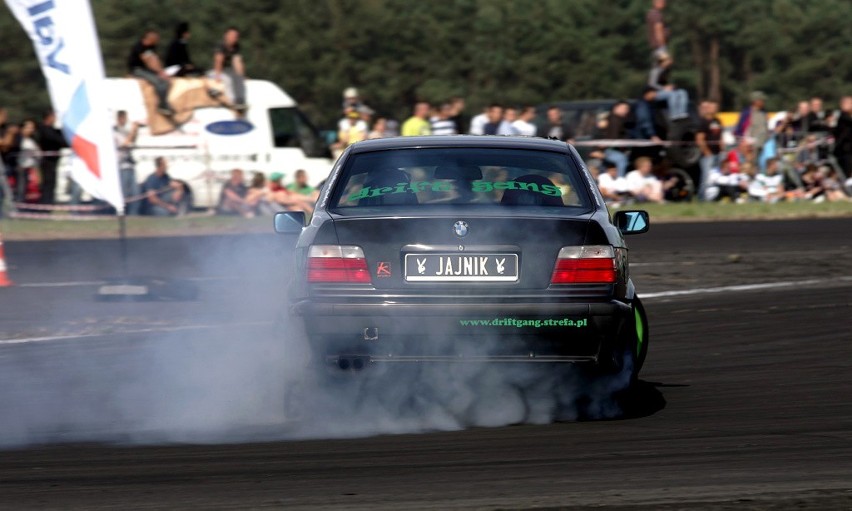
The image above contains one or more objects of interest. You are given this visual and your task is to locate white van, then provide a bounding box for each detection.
[58,78,333,209]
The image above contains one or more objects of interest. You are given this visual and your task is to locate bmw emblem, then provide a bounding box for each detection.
[453,220,469,238]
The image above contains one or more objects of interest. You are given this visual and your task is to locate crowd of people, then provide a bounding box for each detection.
[2,1,851,219]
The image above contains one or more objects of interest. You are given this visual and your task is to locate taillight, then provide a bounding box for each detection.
[307,245,371,283]
[550,245,617,284]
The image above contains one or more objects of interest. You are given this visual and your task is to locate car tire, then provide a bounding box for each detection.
[632,297,649,375]
[593,297,648,388]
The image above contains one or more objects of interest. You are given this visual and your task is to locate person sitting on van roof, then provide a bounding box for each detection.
[165,21,202,77]
[128,30,175,116]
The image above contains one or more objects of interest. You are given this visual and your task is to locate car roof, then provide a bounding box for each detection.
[347,135,573,154]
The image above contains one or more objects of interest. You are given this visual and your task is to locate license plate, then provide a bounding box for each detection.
[404,253,518,282]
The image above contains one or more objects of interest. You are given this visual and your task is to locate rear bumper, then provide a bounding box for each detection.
[291,299,632,364]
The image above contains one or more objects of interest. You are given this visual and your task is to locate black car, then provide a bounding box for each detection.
[275,135,650,384]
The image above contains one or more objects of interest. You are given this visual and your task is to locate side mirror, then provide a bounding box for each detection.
[613,210,649,235]
[274,211,306,234]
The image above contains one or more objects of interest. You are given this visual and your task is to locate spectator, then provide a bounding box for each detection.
[705,159,749,202]
[735,91,770,151]
[790,100,811,134]
[468,106,488,135]
[113,110,141,215]
[430,103,458,135]
[0,107,16,172]
[337,105,368,139]
[383,119,400,137]
[401,102,432,136]
[448,96,469,135]
[342,87,362,111]
[806,96,831,133]
[633,87,663,142]
[512,106,537,137]
[819,166,850,202]
[213,27,246,109]
[695,100,723,200]
[0,108,13,212]
[128,30,174,116]
[773,111,799,151]
[647,52,689,123]
[217,168,252,217]
[726,137,755,174]
[357,104,375,130]
[37,109,66,205]
[602,100,632,177]
[597,160,631,205]
[537,105,574,142]
[334,109,367,153]
[16,119,41,203]
[268,171,315,214]
[165,21,201,77]
[795,163,825,201]
[368,117,390,139]
[645,0,669,61]
[141,156,185,216]
[243,172,284,215]
[503,106,519,134]
[482,104,514,135]
[287,169,316,197]
[832,96,852,177]
[794,133,821,171]
[625,156,665,203]
[748,157,786,203]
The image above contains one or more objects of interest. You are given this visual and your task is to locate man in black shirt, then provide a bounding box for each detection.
[37,109,67,204]
[833,96,852,177]
[536,106,574,142]
[128,30,174,116]
[212,27,246,109]
[165,22,201,77]
[602,101,632,177]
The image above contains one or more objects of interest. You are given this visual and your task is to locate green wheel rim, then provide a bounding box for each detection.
[634,306,645,356]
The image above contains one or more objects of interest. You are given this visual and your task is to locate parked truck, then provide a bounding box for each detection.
[57,78,332,209]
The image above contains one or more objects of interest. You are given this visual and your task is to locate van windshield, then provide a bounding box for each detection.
[268,107,330,158]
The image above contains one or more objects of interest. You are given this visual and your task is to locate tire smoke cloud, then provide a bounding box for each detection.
[0,235,632,448]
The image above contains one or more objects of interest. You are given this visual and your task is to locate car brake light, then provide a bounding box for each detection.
[307,245,371,283]
[550,245,617,284]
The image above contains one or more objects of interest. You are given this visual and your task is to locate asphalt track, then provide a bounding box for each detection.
[0,217,851,510]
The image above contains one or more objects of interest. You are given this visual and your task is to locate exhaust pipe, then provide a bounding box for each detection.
[334,356,369,371]
[363,327,379,341]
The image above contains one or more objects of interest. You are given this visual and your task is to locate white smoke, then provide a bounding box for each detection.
[0,234,634,448]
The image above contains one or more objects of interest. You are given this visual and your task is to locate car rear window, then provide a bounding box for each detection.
[329,147,592,210]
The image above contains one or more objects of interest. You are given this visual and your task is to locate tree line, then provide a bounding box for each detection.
[1,0,850,128]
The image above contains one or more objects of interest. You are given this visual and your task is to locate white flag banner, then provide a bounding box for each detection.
[5,0,124,213]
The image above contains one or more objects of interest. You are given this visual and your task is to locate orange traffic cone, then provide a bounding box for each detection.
[0,232,13,287]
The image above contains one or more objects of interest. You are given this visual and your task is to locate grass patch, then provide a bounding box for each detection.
[1,213,273,241]
[1,200,850,241]
[634,200,852,222]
